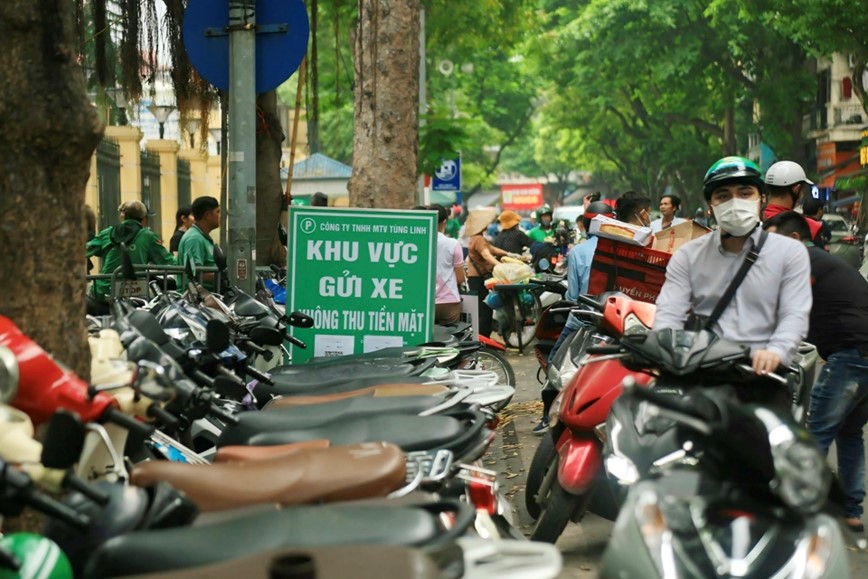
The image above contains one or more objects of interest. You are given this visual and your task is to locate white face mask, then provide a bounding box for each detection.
[711,197,759,237]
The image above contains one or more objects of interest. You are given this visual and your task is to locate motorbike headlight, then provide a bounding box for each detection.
[634,490,677,577]
[792,520,835,579]
[548,391,564,428]
[768,424,830,515]
[605,454,639,486]
[623,313,649,336]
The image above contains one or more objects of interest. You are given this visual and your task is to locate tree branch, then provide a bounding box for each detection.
[664,113,724,137]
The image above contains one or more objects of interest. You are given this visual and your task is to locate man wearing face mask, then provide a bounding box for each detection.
[763,160,823,241]
[653,157,811,403]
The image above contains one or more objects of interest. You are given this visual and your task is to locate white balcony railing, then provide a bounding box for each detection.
[833,103,866,126]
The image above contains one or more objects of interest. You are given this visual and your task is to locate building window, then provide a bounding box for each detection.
[843,77,853,100]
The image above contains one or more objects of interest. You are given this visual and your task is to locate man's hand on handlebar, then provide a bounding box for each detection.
[751,349,781,375]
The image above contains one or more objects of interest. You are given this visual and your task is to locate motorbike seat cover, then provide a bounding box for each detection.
[130,442,407,512]
[85,503,441,578]
[127,545,442,579]
[266,384,450,408]
[214,439,331,462]
[260,395,444,423]
[218,412,466,452]
[255,375,430,406]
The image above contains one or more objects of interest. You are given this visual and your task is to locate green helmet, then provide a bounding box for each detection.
[0,534,73,579]
[703,156,765,201]
[534,204,553,221]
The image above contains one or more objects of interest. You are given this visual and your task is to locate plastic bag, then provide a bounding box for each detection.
[491,262,534,284]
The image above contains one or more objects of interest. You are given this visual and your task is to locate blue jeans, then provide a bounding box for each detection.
[808,349,868,519]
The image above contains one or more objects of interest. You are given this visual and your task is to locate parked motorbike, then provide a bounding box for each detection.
[598,329,848,579]
[527,292,655,542]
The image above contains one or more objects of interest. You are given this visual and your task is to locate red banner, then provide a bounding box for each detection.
[501,183,543,211]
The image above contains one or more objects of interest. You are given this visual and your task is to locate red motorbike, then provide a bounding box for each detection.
[525,293,655,543]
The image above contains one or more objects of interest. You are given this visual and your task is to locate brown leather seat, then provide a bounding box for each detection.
[266,384,449,409]
[213,439,331,463]
[131,442,407,512]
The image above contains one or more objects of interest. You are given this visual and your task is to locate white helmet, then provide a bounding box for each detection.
[764,161,814,187]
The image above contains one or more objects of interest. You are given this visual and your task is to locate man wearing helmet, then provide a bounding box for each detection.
[654,157,811,403]
[533,201,615,434]
[528,204,554,243]
[763,160,823,241]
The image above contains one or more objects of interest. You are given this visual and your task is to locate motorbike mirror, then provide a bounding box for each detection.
[213,375,248,399]
[127,310,170,346]
[134,360,175,402]
[287,311,314,329]
[278,223,288,246]
[41,411,86,470]
[0,346,20,405]
[537,258,550,272]
[206,320,231,353]
[213,245,228,272]
[119,243,137,281]
[249,326,284,347]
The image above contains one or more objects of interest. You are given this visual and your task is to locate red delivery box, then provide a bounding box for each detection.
[588,238,671,304]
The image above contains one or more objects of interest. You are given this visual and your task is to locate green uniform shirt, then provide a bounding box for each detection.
[177,224,216,291]
[86,220,175,301]
[527,226,552,243]
[445,218,461,239]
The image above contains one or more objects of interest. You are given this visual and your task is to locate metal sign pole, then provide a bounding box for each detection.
[228,0,257,294]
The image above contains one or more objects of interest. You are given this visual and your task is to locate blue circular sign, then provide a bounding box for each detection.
[183,0,310,94]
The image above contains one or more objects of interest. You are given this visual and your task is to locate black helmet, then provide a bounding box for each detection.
[583,201,615,232]
[703,156,765,201]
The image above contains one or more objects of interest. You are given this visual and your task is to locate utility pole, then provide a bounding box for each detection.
[417,7,427,206]
[228,0,257,294]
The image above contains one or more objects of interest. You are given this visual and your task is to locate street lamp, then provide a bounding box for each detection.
[147,103,176,139]
[106,87,128,126]
[186,118,200,148]
[209,127,223,155]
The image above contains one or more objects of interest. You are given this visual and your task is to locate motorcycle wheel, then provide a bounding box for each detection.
[472,346,516,386]
[525,432,556,519]
[530,477,580,544]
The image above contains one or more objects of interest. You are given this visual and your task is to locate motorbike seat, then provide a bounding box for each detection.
[259,396,448,427]
[217,411,481,455]
[255,375,431,406]
[130,442,406,512]
[265,385,450,409]
[214,439,331,462]
[85,502,466,578]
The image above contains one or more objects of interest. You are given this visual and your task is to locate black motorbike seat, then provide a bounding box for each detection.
[85,503,441,578]
[218,412,467,452]
[261,396,446,426]
[255,375,431,406]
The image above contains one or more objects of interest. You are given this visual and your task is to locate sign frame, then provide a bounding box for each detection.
[287,208,438,364]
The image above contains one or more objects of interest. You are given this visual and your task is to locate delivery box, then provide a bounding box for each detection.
[588,238,671,303]
[651,221,712,254]
[588,215,653,246]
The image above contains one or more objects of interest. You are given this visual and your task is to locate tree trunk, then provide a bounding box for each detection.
[255,91,286,266]
[349,0,420,208]
[0,0,103,380]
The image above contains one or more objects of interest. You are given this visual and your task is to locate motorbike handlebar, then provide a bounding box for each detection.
[102,407,154,437]
[286,335,307,349]
[63,473,110,506]
[577,294,604,311]
[586,344,622,355]
[3,465,91,529]
[242,365,274,386]
[147,404,180,430]
[209,403,239,426]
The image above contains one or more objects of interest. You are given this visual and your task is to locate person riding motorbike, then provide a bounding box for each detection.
[528,205,554,243]
[653,156,812,410]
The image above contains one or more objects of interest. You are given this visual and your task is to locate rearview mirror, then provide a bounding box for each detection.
[278,224,288,246]
[41,410,86,470]
[0,346,20,405]
[250,326,284,347]
[213,245,228,272]
[287,311,314,329]
[206,320,231,353]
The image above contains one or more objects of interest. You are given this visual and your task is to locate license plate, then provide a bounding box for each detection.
[113,279,148,299]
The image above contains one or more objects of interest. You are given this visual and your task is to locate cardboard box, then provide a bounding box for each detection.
[651,220,712,254]
[588,215,653,246]
[588,238,671,304]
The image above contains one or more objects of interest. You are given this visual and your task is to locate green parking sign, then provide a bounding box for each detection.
[287,208,437,363]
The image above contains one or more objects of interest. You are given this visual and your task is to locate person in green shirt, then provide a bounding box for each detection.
[177,196,221,291]
[527,204,554,243]
[445,205,462,239]
[86,200,175,314]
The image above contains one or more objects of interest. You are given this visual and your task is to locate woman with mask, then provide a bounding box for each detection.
[653,156,811,392]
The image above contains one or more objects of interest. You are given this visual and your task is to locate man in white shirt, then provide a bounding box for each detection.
[649,194,686,233]
[654,157,811,388]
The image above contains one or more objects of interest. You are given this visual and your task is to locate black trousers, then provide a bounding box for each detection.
[467,276,493,338]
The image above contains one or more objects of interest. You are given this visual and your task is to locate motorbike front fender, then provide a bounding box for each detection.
[556,434,601,494]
